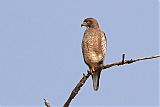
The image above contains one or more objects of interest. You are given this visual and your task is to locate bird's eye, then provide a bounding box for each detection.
[87,21,93,26]
[87,21,90,24]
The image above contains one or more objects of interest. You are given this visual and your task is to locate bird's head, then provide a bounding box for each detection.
[81,18,99,28]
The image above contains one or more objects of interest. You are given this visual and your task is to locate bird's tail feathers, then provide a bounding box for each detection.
[92,68,102,91]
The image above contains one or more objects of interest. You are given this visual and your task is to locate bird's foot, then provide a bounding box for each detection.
[89,67,95,75]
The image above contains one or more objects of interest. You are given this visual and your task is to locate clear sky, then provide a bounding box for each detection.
[0,0,159,107]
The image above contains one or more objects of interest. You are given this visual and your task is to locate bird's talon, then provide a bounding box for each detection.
[89,67,94,75]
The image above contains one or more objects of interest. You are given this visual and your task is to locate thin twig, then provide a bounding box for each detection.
[63,55,160,107]
[44,99,51,107]
[103,55,160,69]
[122,54,125,64]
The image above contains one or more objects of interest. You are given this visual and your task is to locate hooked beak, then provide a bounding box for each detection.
[81,22,88,27]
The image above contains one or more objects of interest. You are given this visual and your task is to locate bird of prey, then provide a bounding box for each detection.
[81,18,107,91]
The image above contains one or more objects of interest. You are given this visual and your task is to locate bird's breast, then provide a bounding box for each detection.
[82,29,102,65]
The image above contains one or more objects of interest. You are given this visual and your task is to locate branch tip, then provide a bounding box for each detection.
[44,98,51,107]
[122,54,125,63]
[83,73,85,76]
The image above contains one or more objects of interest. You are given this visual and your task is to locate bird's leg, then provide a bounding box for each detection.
[89,67,95,75]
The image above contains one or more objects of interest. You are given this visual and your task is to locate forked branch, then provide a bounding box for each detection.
[44,55,160,107]
[63,55,160,107]
[103,55,160,69]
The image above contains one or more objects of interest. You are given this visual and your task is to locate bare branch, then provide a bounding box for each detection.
[63,73,90,107]
[44,99,51,107]
[103,55,160,69]
[63,55,160,107]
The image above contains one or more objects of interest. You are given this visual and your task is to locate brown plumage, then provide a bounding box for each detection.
[81,18,107,91]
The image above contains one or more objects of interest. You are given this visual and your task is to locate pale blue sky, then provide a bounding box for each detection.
[0,0,159,106]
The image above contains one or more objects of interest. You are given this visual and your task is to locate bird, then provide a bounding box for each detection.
[81,18,107,91]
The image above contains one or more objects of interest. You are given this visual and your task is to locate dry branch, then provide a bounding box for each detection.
[103,55,160,69]
[44,99,51,107]
[63,55,160,107]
